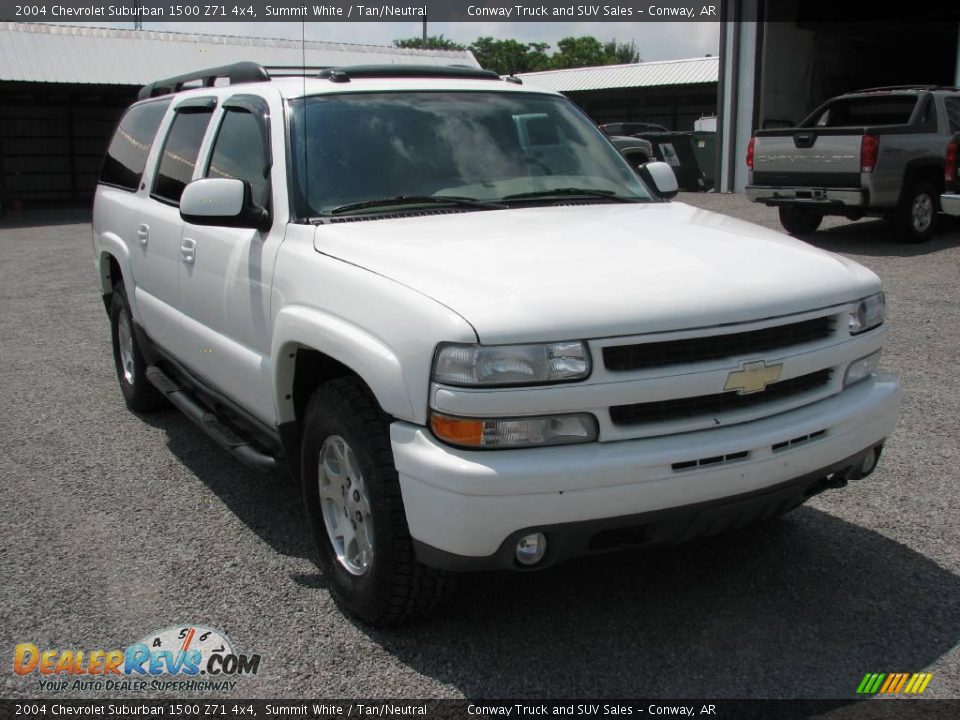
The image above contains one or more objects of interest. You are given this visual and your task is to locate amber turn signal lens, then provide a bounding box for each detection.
[430,413,484,447]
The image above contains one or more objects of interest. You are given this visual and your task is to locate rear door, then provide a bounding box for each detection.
[136,98,216,353]
[96,98,170,318]
[177,95,283,422]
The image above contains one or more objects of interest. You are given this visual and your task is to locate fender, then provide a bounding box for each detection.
[272,305,414,424]
[97,233,137,318]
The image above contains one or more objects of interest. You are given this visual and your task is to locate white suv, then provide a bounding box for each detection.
[93,63,901,625]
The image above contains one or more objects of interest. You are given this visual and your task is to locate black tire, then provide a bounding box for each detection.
[109,281,163,413]
[896,181,938,243]
[301,377,453,626]
[778,205,823,236]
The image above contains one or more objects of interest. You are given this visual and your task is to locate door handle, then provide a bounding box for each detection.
[136,224,149,247]
[180,237,197,265]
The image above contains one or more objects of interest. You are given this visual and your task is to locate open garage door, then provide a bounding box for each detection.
[0,83,136,210]
[758,21,959,130]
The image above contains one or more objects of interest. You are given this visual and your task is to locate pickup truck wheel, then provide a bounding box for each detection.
[897,181,938,243]
[777,206,823,236]
[301,377,453,626]
[109,282,163,412]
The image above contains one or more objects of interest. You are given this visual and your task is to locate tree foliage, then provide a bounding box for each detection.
[467,37,551,75]
[393,35,641,76]
[393,35,466,51]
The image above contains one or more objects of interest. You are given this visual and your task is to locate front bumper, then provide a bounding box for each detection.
[941,193,960,217]
[746,185,865,208]
[391,374,901,569]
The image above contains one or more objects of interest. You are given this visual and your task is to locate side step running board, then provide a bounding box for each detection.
[146,366,278,473]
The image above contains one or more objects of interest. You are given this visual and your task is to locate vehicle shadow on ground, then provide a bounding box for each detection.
[362,509,960,701]
[143,410,959,700]
[139,409,316,564]
[802,215,960,258]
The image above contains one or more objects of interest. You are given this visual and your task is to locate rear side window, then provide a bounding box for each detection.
[811,96,917,128]
[946,97,960,133]
[206,108,271,208]
[99,100,171,191]
[152,108,214,205]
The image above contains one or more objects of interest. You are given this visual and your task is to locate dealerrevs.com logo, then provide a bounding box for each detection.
[13,626,261,693]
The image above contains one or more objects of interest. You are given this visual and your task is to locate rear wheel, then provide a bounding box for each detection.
[778,205,823,236]
[301,377,453,625]
[109,281,163,412]
[897,181,938,243]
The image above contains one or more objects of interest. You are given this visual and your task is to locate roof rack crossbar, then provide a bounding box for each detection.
[137,61,270,100]
[262,65,332,77]
[316,65,502,83]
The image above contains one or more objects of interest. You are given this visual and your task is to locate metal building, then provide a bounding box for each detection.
[0,22,477,208]
[516,57,719,132]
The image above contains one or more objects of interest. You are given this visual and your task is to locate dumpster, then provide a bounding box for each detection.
[634,131,706,192]
[691,131,717,191]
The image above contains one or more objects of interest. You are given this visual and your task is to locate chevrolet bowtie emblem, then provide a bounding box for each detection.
[724,361,783,394]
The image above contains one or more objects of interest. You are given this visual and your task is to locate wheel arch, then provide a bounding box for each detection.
[272,306,417,480]
[97,232,134,314]
[900,159,946,209]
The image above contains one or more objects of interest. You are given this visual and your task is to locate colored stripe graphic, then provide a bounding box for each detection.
[857,672,932,695]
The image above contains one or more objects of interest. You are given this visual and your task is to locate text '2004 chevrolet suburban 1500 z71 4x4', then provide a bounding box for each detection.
[93,63,901,625]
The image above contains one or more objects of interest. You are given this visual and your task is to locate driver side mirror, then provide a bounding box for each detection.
[180,178,271,231]
[638,161,679,200]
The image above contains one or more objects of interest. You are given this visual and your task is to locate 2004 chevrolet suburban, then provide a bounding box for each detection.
[93,63,901,625]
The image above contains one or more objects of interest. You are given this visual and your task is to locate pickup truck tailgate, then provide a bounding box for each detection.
[752,131,862,187]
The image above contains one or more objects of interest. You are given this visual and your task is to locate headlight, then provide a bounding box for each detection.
[848,293,885,334]
[432,341,590,386]
[430,412,599,449]
[844,350,882,387]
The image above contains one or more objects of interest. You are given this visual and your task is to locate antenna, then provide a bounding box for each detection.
[301,21,309,218]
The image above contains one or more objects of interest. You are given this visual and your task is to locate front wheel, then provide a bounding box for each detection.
[778,205,823,236]
[301,377,453,625]
[897,181,938,243]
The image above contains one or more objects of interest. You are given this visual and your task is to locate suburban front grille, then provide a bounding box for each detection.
[603,316,834,372]
[609,369,833,426]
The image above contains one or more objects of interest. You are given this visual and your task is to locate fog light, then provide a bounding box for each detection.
[515,533,547,566]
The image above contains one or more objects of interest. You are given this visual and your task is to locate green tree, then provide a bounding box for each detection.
[550,36,609,69]
[468,37,551,76]
[603,39,641,65]
[393,35,466,51]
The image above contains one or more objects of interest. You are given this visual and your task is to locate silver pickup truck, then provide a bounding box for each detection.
[746,86,960,242]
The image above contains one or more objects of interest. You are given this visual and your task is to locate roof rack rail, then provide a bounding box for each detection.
[316,64,501,83]
[137,62,269,100]
[137,62,506,99]
[854,84,960,93]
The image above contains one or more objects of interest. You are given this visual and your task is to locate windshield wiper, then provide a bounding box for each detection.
[502,187,642,203]
[328,195,506,215]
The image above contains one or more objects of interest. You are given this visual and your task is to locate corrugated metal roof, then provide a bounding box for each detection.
[516,56,719,93]
[0,22,478,85]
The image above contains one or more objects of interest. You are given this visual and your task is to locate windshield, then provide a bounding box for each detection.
[288,91,652,216]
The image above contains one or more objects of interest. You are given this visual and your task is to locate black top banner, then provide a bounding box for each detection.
[0,1,958,23]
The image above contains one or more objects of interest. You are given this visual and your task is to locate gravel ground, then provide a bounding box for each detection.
[0,196,958,702]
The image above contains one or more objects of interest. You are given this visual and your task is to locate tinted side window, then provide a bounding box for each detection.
[206,109,270,208]
[99,100,171,191]
[946,98,960,134]
[152,108,214,205]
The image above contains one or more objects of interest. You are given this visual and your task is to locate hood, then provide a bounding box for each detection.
[312,202,880,343]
